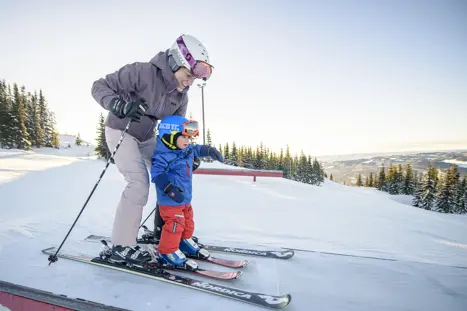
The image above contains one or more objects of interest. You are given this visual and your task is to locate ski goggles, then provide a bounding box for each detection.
[181,120,200,137]
[176,36,213,81]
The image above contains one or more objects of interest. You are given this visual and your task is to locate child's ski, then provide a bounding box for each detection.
[85,234,295,260]
[85,235,250,268]
[42,247,291,310]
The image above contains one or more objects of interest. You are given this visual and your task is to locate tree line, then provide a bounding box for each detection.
[355,162,467,214]
[216,142,326,186]
[0,80,59,149]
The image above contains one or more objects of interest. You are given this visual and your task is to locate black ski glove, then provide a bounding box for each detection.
[109,97,148,122]
[193,157,201,172]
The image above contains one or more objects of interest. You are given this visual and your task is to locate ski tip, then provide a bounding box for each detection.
[42,247,57,254]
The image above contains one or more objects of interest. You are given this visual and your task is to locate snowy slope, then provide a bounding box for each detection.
[1,148,467,311]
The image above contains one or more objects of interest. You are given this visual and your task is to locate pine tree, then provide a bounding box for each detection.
[461,176,467,214]
[330,174,334,181]
[51,131,60,148]
[312,158,324,185]
[31,92,44,147]
[454,174,466,214]
[387,164,401,194]
[75,133,83,146]
[38,90,48,140]
[231,142,238,162]
[395,164,404,194]
[403,163,415,195]
[223,142,230,160]
[377,165,386,191]
[412,182,423,207]
[356,173,363,186]
[419,162,437,211]
[11,84,31,150]
[94,113,110,159]
[364,175,369,187]
[436,166,458,213]
[24,90,36,146]
[283,145,292,179]
[374,171,380,189]
[368,172,374,187]
[0,81,15,148]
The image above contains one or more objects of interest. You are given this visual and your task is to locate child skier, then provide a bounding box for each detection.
[150,115,224,269]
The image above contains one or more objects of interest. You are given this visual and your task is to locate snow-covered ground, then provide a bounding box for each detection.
[1,147,467,311]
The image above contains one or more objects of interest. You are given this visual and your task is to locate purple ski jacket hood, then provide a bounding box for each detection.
[91,50,189,142]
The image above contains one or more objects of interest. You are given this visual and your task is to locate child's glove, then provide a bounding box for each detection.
[193,157,201,172]
[164,184,184,203]
[154,173,184,203]
[199,145,224,162]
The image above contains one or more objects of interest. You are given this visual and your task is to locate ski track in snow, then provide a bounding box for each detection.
[0,147,467,310]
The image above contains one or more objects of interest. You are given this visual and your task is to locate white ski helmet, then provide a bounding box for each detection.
[169,34,213,80]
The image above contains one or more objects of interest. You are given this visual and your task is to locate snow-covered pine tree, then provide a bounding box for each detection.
[24,90,37,147]
[312,158,324,185]
[436,166,458,213]
[412,179,423,207]
[223,142,230,161]
[231,142,238,162]
[374,171,380,189]
[454,174,466,214]
[377,165,386,191]
[356,173,363,186]
[12,84,31,150]
[368,172,374,187]
[94,113,110,160]
[283,145,292,179]
[387,164,399,194]
[395,164,404,194]
[75,133,83,146]
[461,176,467,214]
[0,80,15,148]
[419,162,437,211]
[31,92,44,147]
[403,163,415,195]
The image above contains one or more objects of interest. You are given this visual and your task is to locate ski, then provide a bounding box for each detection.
[42,247,291,309]
[85,235,250,268]
[85,234,295,260]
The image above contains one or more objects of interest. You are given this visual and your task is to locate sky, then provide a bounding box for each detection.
[0,0,466,156]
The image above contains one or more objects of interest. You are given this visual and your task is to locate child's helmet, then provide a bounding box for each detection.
[157,115,200,149]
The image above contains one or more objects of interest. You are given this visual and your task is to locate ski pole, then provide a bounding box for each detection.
[140,205,157,229]
[48,117,135,265]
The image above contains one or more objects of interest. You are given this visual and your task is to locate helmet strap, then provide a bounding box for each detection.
[168,54,180,72]
[161,133,182,150]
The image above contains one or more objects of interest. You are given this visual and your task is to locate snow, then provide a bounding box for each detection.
[1,148,467,310]
[443,159,467,168]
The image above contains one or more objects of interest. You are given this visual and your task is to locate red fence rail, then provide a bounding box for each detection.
[194,168,283,182]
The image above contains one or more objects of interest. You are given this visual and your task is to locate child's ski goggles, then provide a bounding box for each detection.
[181,120,200,137]
[176,36,213,81]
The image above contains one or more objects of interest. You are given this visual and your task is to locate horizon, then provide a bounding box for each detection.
[1,0,466,156]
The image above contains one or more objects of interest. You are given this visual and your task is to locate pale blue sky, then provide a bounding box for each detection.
[1,0,466,156]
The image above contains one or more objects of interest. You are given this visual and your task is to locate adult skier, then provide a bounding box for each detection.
[91,34,213,265]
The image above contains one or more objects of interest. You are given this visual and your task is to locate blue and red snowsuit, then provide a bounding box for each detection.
[150,139,210,254]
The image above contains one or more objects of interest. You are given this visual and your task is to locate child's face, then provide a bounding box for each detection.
[176,135,190,149]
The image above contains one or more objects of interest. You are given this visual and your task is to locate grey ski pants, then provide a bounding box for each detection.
[105,126,156,246]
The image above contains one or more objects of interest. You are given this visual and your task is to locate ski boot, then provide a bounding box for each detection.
[141,225,159,244]
[156,249,198,271]
[108,244,152,267]
[180,238,210,260]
